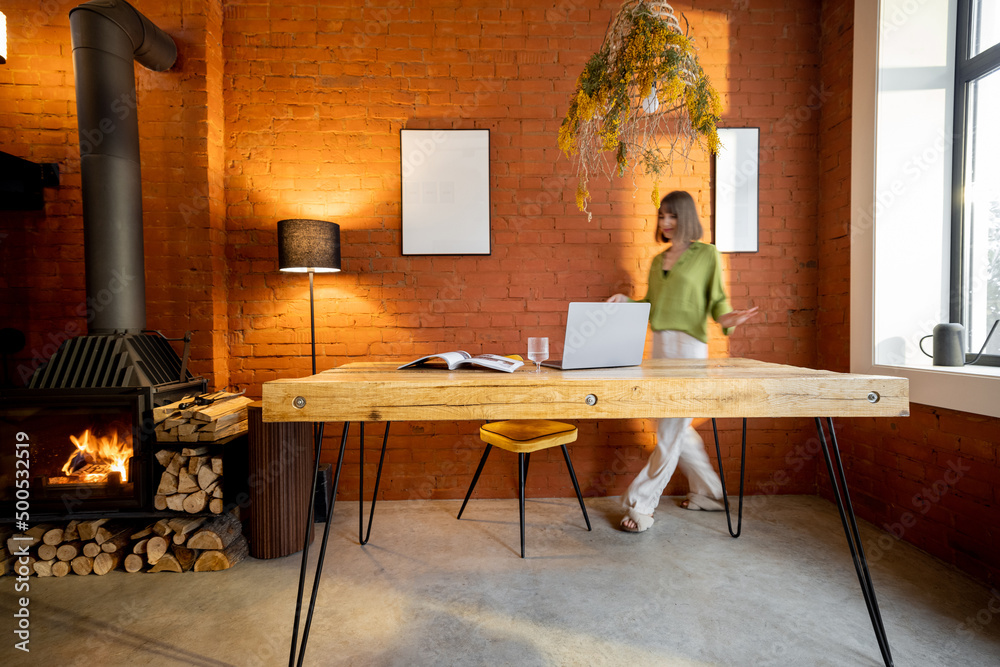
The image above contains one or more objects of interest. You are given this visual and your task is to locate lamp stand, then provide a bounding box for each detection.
[308,269,317,375]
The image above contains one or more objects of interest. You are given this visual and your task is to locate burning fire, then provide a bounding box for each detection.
[61,429,132,483]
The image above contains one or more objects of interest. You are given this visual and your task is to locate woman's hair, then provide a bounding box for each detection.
[656,190,703,243]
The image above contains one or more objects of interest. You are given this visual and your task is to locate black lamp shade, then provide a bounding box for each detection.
[278,219,341,273]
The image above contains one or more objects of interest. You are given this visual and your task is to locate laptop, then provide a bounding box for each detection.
[541,302,651,370]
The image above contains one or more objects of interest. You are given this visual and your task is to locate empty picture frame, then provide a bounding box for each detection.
[714,127,759,253]
[400,129,491,255]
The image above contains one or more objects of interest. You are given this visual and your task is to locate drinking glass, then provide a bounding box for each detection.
[527,337,549,372]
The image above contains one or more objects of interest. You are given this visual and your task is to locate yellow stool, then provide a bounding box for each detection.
[457,420,591,558]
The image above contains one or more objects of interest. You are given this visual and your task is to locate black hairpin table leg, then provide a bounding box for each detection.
[359,422,391,545]
[289,421,351,667]
[816,417,893,667]
[711,418,747,538]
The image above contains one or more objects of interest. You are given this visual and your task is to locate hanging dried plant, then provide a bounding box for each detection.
[558,0,722,218]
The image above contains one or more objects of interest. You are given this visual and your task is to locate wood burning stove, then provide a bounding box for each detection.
[0,2,206,520]
[1,380,203,518]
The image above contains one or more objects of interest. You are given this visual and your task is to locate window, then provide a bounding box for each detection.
[851,0,1000,419]
[951,0,1000,365]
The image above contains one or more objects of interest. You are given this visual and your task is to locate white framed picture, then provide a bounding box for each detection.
[714,127,759,253]
[400,129,491,255]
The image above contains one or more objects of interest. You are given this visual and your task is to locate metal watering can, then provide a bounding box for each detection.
[920,321,999,366]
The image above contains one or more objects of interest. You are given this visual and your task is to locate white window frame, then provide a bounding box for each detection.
[851,0,1000,419]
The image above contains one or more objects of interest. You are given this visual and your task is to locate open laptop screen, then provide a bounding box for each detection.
[542,302,650,370]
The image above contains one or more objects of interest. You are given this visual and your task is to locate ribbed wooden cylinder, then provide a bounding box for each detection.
[246,403,314,559]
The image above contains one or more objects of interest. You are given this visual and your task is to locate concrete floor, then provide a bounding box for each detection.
[4,495,999,666]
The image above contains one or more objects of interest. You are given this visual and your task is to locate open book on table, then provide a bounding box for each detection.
[397,351,524,373]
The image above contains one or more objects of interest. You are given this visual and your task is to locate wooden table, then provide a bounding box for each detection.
[264,359,908,667]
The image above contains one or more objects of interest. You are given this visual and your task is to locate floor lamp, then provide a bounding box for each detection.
[277,218,340,667]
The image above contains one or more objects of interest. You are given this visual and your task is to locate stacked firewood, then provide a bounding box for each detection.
[2,515,248,577]
[153,391,252,442]
[154,448,226,514]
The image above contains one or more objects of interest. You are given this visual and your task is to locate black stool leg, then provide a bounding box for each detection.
[560,445,591,530]
[457,444,492,520]
[518,452,527,558]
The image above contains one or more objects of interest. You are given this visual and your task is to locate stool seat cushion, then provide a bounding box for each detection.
[479,420,578,453]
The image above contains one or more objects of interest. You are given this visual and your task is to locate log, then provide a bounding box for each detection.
[93,552,120,575]
[37,544,58,562]
[7,534,40,553]
[177,423,198,437]
[165,494,187,512]
[153,395,196,422]
[63,520,80,542]
[26,523,55,540]
[82,542,102,558]
[182,490,208,514]
[182,445,210,457]
[202,419,247,441]
[194,535,248,572]
[132,538,149,555]
[155,448,175,466]
[177,469,199,494]
[71,555,94,576]
[212,485,224,499]
[186,513,242,550]
[56,541,84,562]
[168,517,206,544]
[165,454,187,476]
[179,431,201,443]
[157,430,179,442]
[42,527,64,545]
[49,560,70,577]
[131,525,154,540]
[152,519,174,537]
[162,417,186,430]
[77,519,108,541]
[146,536,169,565]
[191,396,253,422]
[188,455,205,475]
[172,545,198,572]
[211,456,223,475]
[95,521,129,545]
[209,498,224,514]
[157,472,179,495]
[100,528,132,553]
[201,409,246,433]
[124,554,145,573]
[154,494,168,511]
[149,553,183,573]
[34,560,55,577]
[197,465,220,490]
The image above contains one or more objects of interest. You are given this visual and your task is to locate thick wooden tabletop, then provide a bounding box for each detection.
[261,358,909,423]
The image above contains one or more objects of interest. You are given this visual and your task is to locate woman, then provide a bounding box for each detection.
[608,190,758,532]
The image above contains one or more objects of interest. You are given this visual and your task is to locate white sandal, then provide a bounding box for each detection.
[682,493,726,511]
[620,508,654,532]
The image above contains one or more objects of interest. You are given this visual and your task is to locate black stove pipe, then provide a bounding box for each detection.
[69,0,176,334]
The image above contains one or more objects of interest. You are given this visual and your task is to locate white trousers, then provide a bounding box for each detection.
[621,330,724,515]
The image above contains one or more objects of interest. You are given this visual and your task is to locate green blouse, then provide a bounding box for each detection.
[629,241,733,343]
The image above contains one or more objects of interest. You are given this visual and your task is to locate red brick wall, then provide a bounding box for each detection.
[0,0,228,388]
[0,4,871,508]
[817,0,1000,588]
[222,0,825,502]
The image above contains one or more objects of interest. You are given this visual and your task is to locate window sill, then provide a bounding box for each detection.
[867,363,1000,418]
